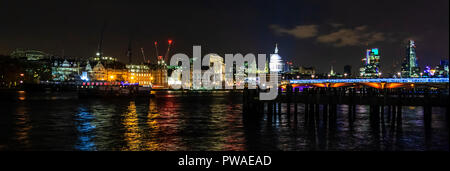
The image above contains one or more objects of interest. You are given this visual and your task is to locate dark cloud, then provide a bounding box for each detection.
[270,24,319,39]
[329,23,344,28]
[271,24,387,47]
[317,25,386,47]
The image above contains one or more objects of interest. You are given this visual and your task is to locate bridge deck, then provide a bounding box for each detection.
[289,78,449,84]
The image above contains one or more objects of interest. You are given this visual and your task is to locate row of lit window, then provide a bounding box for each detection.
[130,73,151,77]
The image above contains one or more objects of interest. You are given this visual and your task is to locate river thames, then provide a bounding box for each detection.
[0,91,448,151]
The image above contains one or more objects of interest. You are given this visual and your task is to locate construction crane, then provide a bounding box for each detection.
[127,38,132,64]
[164,39,173,63]
[140,48,147,63]
[97,21,107,59]
[154,41,160,62]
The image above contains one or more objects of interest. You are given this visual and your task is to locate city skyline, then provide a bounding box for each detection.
[0,0,448,73]
[1,0,449,161]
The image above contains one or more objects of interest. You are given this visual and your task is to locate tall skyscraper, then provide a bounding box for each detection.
[359,48,381,78]
[401,40,420,77]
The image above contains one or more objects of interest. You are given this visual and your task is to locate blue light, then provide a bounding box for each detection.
[80,72,89,81]
[372,48,379,55]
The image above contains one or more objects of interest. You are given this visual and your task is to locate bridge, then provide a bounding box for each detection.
[288,78,449,89]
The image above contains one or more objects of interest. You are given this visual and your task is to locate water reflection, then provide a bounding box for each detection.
[145,98,161,150]
[1,92,448,151]
[122,101,143,151]
[14,104,31,149]
[74,106,96,151]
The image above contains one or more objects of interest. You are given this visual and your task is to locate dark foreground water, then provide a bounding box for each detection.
[0,91,448,151]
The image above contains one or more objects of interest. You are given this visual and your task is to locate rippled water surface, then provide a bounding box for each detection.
[0,91,448,151]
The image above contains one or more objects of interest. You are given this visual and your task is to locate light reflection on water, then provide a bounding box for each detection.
[75,106,96,151]
[0,91,448,151]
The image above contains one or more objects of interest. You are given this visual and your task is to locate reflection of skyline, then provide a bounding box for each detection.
[2,93,448,151]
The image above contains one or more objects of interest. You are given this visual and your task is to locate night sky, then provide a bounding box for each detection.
[0,0,448,74]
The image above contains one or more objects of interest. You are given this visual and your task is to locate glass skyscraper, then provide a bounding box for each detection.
[401,40,420,77]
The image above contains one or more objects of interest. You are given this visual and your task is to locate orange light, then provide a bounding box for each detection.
[385,83,404,89]
[330,83,350,88]
[363,83,383,89]
[312,83,327,88]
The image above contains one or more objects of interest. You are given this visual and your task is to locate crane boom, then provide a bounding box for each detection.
[140,48,146,63]
[154,41,159,62]
[164,39,173,63]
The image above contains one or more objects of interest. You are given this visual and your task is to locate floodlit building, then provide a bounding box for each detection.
[360,48,381,78]
[209,54,225,88]
[149,63,168,89]
[10,49,49,61]
[91,61,127,82]
[51,59,80,81]
[269,44,284,73]
[126,64,152,86]
[92,62,107,81]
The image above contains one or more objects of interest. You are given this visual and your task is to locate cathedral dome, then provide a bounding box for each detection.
[269,44,284,72]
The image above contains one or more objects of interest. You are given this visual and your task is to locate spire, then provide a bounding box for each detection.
[274,43,279,54]
[330,65,335,76]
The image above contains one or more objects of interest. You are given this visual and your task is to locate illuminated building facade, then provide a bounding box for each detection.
[149,64,168,89]
[51,59,80,81]
[126,64,152,86]
[401,40,420,77]
[209,55,225,88]
[360,48,381,78]
[11,49,48,61]
[269,44,284,73]
[423,60,449,78]
[91,61,127,82]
